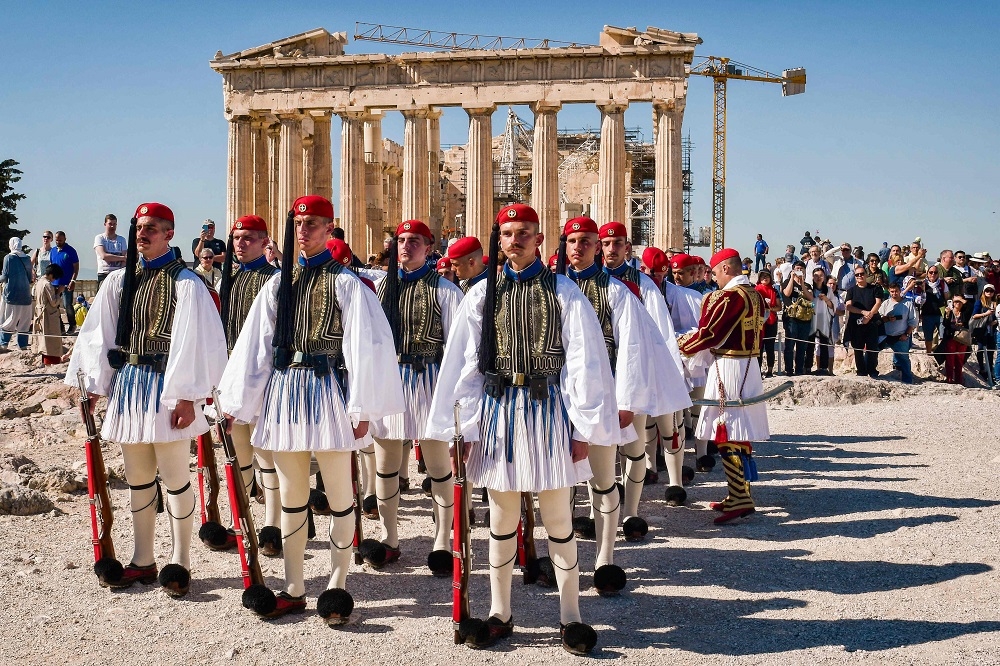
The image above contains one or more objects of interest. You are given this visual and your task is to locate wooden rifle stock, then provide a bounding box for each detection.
[451,402,472,644]
[352,451,364,565]
[77,371,116,566]
[196,430,221,526]
[211,389,264,590]
[519,492,538,583]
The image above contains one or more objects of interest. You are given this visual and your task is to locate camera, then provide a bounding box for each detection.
[202,224,211,232]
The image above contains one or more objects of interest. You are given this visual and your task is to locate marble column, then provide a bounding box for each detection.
[364,116,385,254]
[266,123,282,239]
[401,108,430,224]
[531,102,561,257]
[465,105,496,243]
[426,109,443,240]
[226,115,253,228]
[653,99,685,250]
[595,103,628,226]
[277,114,304,231]
[251,119,270,220]
[311,111,333,202]
[339,111,369,255]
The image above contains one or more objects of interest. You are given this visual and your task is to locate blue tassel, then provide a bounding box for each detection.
[741,453,759,482]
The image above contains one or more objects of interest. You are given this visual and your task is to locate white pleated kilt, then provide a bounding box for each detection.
[370,362,438,441]
[468,384,591,493]
[0,301,32,334]
[252,366,362,453]
[102,364,209,445]
[694,356,770,442]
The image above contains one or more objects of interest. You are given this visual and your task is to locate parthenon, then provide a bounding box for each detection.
[210,24,700,257]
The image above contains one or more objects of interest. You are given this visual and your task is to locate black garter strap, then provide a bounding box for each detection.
[376,470,400,502]
[282,503,309,540]
[377,471,398,478]
[490,530,517,541]
[549,532,574,544]
[591,484,616,495]
[330,505,354,518]
[129,480,157,491]
[128,479,159,514]
[259,467,276,474]
[429,472,453,483]
[546,532,579,571]
[622,452,645,462]
[164,483,194,520]
[240,463,254,472]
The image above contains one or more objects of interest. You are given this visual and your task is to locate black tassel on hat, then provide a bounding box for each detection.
[382,238,402,353]
[477,223,501,376]
[555,233,568,275]
[218,231,236,330]
[271,210,296,369]
[114,217,140,349]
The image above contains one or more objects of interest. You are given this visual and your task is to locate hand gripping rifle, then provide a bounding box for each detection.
[77,371,125,587]
[451,402,488,644]
[210,389,277,615]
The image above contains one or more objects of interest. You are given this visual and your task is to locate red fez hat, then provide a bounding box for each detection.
[563,217,599,236]
[436,256,451,271]
[694,255,707,265]
[135,202,174,223]
[396,220,433,241]
[448,236,482,259]
[496,203,539,225]
[710,248,741,268]
[642,247,669,273]
[325,238,353,266]
[548,253,559,268]
[233,215,267,233]
[599,222,628,240]
[292,195,334,219]
[670,253,693,271]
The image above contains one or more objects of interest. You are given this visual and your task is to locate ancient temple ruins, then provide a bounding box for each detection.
[210,25,699,257]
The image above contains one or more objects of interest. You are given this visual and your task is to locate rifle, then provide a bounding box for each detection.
[196,425,225,548]
[209,389,276,614]
[518,492,539,584]
[352,451,364,565]
[451,401,473,644]
[77,371,124,586]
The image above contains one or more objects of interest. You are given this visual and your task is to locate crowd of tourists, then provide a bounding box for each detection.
[745,232,998,387]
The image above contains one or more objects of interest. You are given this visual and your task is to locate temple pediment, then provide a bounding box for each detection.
[214,28,348,63]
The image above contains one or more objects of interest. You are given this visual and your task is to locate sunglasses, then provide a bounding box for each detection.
[854,272,866,277]
[42,236,52,239]
[928,270,938,274]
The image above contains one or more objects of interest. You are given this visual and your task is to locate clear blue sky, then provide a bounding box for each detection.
[2,1,997,276]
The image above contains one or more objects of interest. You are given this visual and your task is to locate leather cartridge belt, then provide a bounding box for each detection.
[484,371,559,400]
[273,348,344,379]
[107,349,168,372]
[397,351,442,373]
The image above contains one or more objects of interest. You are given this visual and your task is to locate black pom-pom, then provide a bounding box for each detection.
[572,516,596,540]
[562,622,598,655]
[258,526,282,552]
[199,521,229,548]
[317,587,354,626]
[664,485,687,506]
[94,556,124,586]
[427,549,454,576]
[421,476,433,497]
[696,455,716,472]
[593,564,627,596]
[706,442,719,456]
[158,563,190,598]
[458,617,490,646]
[681,465,695,486]
[242,584,277,615]
[359,538,387,565]
[362,495,379,518]
[309,488,331,514]
[622,516,648,541]
[535,556,557,589]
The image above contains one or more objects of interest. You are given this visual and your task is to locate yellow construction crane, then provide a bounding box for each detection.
[689,57,806,253]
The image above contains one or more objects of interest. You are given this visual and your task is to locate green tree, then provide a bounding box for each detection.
[0,159,28,259]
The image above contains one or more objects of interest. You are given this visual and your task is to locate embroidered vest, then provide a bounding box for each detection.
[225,262,279,352]
[291,258,346,357]
[494,267,564,377]
[123,259,187,356]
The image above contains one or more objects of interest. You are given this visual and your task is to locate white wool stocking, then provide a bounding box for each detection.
[486,489,520,622]
[399,440,413,484]
[373,438,403,547]
[272,451,312,597]
[359,444,377,499]
[418,439,454,552]
[254,447,281,528]
[121,443,159,568]
[538,487,582,625]
[314,451,354,590]
[619,436,647,520]
[663,411,686,487]
[156,439,195,569]
[587,444,619,568]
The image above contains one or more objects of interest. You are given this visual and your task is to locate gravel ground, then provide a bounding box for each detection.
[2,351,1000,665]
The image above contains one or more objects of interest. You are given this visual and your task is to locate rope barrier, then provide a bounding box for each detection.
[771,331,985,357]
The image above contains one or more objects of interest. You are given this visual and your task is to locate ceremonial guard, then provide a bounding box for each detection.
[426,204,618,655]
[559,217,689,594]
[599,223,693,513]
[67,202,227,597]
[448,236,489,293]
[678,248,770,524]
[214,214,282,555]
[369,220,464,574]
[218,195,404,621]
